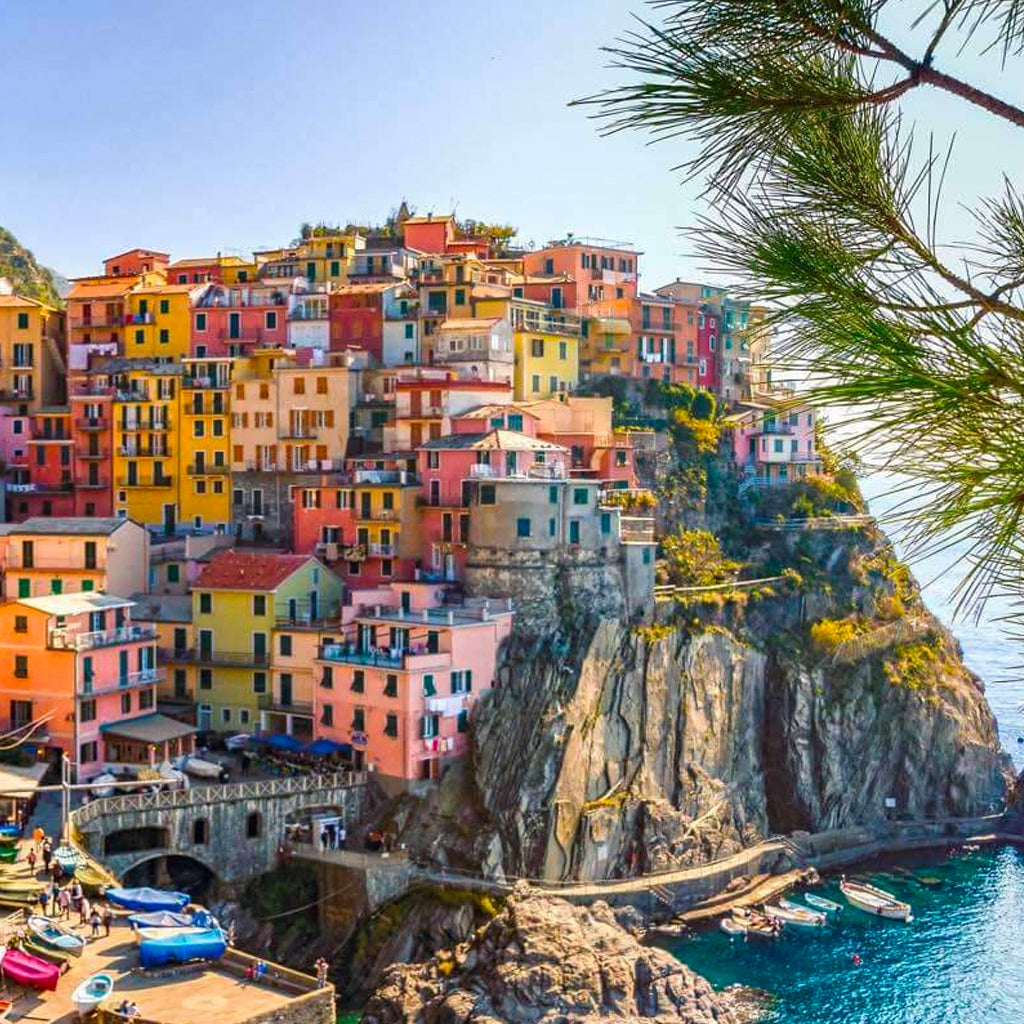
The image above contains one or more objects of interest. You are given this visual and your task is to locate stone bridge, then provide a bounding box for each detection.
[71,771,366,891]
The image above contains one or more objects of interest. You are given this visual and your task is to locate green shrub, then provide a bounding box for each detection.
[659,528,741,586]
[810,617,861,653]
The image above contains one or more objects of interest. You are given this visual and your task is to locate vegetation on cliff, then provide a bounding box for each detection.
[0,226,63,306]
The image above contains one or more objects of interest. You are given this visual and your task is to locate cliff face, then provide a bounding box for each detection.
[363,889,739,1024]
[0,226,63,306]
[471,524,1008,882]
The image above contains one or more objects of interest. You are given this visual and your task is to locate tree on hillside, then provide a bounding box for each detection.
[580,0,1024,614]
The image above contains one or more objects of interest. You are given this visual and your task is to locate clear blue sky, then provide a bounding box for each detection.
[2,1,1022,287]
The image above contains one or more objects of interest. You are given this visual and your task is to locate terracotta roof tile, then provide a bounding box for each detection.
[194,550,312,591]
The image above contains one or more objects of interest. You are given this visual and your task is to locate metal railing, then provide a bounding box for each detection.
[75,417,109,431]
[70,770,366,825]
[188,464,229,475]
[257,695,315,716]
[79,668,164,696]
[51,624,157,651]
[195,648,271,667]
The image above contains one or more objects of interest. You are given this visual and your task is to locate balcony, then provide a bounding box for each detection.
[357,508,399,523]
[78,668,164,697]
[619,516,656,543]
[78,478,110,490]
[124,313,154,326]
[278,427,316,440]
[76,448,109,460]
[118,447,170,458]
[70,314,121,330]
[7,481,73,493]
[51,624,158,651]
[75,417,109,431]
[240,502,275,519]
[0,388,34,402]
[119,421,169,432]
[216,329,266,344]
[116,476,173,489]
[257,695,315,716]
[275,600,332,628]
[354,469,416,485]
[367,542,398,557]
[182,376,230,390]
[195,648,271,668]
[317,643,451,671]
[115,391,150,403]
[188,464,229,476]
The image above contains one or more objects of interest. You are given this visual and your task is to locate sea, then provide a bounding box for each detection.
[667,474,1024,1023]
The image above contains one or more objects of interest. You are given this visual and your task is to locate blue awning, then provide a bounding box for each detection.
[262,734,305,752]
[304,739,351,757]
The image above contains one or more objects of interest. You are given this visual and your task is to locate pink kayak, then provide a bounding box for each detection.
[0,947,60,991]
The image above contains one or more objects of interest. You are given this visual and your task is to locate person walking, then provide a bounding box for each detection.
[79,895,91,927]
[57,887,71,920]
[71,880,84,915]
[337,823,347,850]
[26,848,37,876]
[89,907,101,939]
[41,839,52,873]
[315,957,329,988]
[37,887,49,917]
[102,904,113,937]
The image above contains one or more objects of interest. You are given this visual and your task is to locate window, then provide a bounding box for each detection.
[531,338,544,358]
[139,689,154,710]
[643,548,653,565]
[321,666,334,689]
[421,714,439,739]
[240,709,250,725]
[384,713,399,738]
[222,708,232,724]
[166,563,180,583]
[457,709,469,733]
[265,311,278,330]
[16,313,29,330]
[193,819,209,844]
[159,329,169,345]
[451,670,473,694]
[82,580,94,592]
[199,668,212,690]
[279,634,293,656]
[252,595,266,616]
[480,484,496,505]
[14,656,27,679]
[246,812,262,839]
[252,671,267,694]
[531,374,541,393]
[455,288,466,305]
[404,323,414,339]
[384,674,398,698]
[199,593,212,614]
[559,341,567,360]
[320,704,334,727]
[13,616,26,634]
[516,517,531,538]
[600,512,611,535]
[121,692,131,714]
[79,739,99,764]
[293,377,305,395]
[351,670,365,693]
[195,313,207,331]
[353,707,366,731]
[80,699,96,723]
[573,488,589,506]
[135,329,144,345]
[193,420,205,438]
[423,674,437,697]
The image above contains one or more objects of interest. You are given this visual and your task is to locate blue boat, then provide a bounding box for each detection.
[106,887,190,912]
[128,910,194,929]
[0,825,19,837]
[138,927,226,968]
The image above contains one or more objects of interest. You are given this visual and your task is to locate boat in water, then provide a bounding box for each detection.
[732,907,779,939]
[27,915,85,956]
[105,887,190,912]
[720,917,747,939]
[839,879,914,921]
[72,972,114,1017]
[138,927,227,968]
[804,893,843,915]
[0,947,60,991]
[765,901,827,929]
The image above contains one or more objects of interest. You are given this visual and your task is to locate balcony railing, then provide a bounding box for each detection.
[0,388,34,401]
[78,479,109,489]
[76,448,109,460]
[182,376,230,390]
[257,695,315,716]
[74,418,111,432]
[318,645,403,668]
[195,648,271,668]
[120,419,170,432]
[119,447,170,458]
[188,464,229,476]
[116,476,173,489]
[51,624,158,651]
[79,668,164,697]
[70,315,121,329]
[115,390,150,403]
[619,516,656,543]
[7,481,73,493]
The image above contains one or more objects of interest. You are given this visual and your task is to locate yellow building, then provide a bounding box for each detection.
[255,232,365,287]
[123,283,199,361]
[179,357,233,532]
[192,550,343,732]
[130,593,195,712]
[0,293,65,413]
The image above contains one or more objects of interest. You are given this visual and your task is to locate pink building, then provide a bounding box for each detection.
[522,240,639,316]
[728,400,822,485]
[191,284,289,357]
[314,584,513,789]
[0,593,185,780]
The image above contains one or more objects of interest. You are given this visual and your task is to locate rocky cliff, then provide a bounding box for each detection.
[363,888,740,1024]
[470,521,1009,882]
[0,226,63,306]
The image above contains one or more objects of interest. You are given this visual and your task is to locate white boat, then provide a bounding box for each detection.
[90,773,116,798]
[804,893,843,915]
[224,733,252,752]
[158,761,188,790]
[71,972,113,1016]
[133,925,209,946]
[840,880,913,921]
[780,898,827,924]
[764,902,826,929]
[720,917,747,938]
[182,757,226,781]
[27,916,85,957]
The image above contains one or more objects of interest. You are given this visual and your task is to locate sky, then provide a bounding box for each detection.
[2,1,1023,288]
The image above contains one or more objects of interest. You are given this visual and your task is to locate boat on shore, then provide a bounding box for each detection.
[105,887,190,912]
[804,893,842,915]
[72,972,114,1017]
[182,756,228,781]
[90,773,117,798]
[138,926,226,968]
[128,910,194,929]
[840,879,913,921]
[764,901,826,929]
[0,947,60,991]
[27,915,85,956]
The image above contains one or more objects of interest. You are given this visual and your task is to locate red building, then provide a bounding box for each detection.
[191,284,289,357]
[70,383,114,517]
[103,249,169,278]
[697,305,720,394]
[7,409,75,521]
[329,284,387,363]
[400,216,488,257]
[291,475,359,557]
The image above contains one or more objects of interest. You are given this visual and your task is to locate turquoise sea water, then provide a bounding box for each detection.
[667,845,1024,1023]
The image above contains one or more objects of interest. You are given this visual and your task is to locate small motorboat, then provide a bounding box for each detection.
[764,902,826,929]
[54,845,83,876]
[720,917,747,939]
[72,972,114,1018]
[158,761,188,790]
[840,880,913,921]
[105,887,190,912]
[0,848,18,865]
[732,907,778,939]
[27,915,85,957]
[0,879,46,900]
[138,926,226,968]
[182,757,227,781]
[21,937,72,969]
[804,893,843,915]
[0,947,60,991]
[90,773,117,798]
[128,910,194,930]
[0,826,19,838]
[0,837,18,850]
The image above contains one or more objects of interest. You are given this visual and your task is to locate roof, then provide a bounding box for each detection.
[18,593,134,616]
[168,255,246,269]
[0,294,55,311]
[0,762,48,798]
[104,248,170,262]
[129,593,192,623]
[92,357,183,375]
[67,278,139,300]
[332,282,396,295]
[438,317,502,331]
[7,517,129,537]
[458,403,540,421]
[133,283,199,295]
[100,713,198,744]
[470,285,513,300]
[420,429,567,453]
[195,550,313,592]
[403,215,455,226]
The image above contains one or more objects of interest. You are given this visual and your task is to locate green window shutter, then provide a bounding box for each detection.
[17,313,29,330]
[82,580,94,592]
[160,300,170,314]
[330,261,340,276]
[465,670,472,692]
[457,709,469,733]
[423,674,436,697]
[17,579,30,598]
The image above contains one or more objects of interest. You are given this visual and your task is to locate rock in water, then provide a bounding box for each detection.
[362,889,737,1024]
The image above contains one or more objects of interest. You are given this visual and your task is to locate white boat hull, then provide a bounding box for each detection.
[840,882,913,921]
